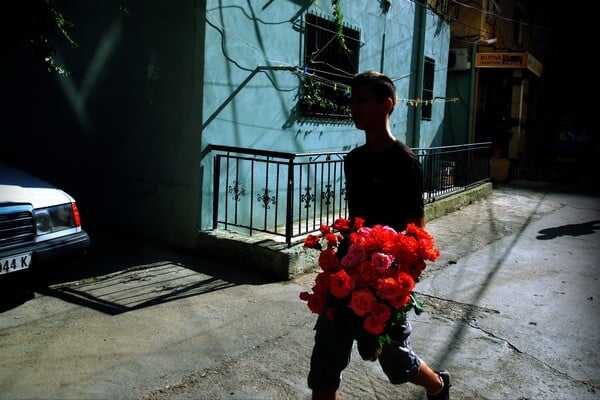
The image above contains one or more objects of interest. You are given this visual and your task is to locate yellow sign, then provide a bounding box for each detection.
[526,53,543,77]
[475,52,543,77]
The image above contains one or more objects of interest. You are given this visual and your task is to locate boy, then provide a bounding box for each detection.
[307,71,450,400]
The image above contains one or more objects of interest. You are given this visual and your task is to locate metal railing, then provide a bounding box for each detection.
[415,142,492,202]
[209,142,491,245]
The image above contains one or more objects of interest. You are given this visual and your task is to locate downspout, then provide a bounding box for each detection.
[380,0,392,72]
[467,44,477,142]
[380,1,389,72]
[410,0,427,148]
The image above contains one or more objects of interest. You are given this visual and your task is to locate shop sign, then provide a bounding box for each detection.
[475,52,543,77]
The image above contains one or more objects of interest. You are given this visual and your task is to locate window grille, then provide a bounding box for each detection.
[299,13,361,120]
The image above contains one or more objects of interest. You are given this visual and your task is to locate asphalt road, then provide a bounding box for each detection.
[1,182,599,400]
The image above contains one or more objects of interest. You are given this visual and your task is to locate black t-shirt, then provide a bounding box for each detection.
[344,140,424,231]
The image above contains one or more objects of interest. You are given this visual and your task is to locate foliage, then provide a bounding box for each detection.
[4,0,78,75]
[330,0,346,51]
[298,79,351,120]
[5,0,128,76]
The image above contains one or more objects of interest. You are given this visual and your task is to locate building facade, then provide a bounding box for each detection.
[443,0,592,182]
[1,0,454,248]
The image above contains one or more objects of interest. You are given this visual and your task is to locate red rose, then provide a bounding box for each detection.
[389,293,412,309]
[396,272,416,294]
[371,302,392,323]
[405,223,440,261]
[304,234,321,249]
[420,238,441,261]
[348,288,376,316]
[410,259,426,281]
[390,234,419,265]
[329,269,355,299]
[352,216,365,230]
[319,248,341,272]
[300,292,327,314]
[376,277,401,301]
[362,236,379,254]
[388,272,415,308]
[355,260,378,287]
[370,225,397,250]
[319,224,331,235]
[363,315,385,335]
[325,233,338,247]
[332,218,351,231]
[313,272,330,295]
[299,291,310,301]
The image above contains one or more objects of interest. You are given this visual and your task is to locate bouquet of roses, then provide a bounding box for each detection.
[300,216,440,361]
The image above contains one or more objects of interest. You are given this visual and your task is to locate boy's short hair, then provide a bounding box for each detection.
[351,71,397,113]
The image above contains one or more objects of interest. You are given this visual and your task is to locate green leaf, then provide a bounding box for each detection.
[410,292,424,315]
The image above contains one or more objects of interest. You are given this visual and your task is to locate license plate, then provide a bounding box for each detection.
[0,253,32,275]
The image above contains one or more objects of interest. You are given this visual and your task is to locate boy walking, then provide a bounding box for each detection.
[307,71,450,400]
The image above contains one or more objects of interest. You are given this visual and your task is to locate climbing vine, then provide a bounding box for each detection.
[312,1,392,51]
[330,0,347,51]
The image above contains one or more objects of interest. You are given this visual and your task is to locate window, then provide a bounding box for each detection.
[299,13,361,120]
[422,57,435,121]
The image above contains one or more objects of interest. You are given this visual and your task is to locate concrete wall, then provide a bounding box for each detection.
[1,0,206,247]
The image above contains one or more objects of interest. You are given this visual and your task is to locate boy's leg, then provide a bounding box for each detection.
[378,319,422,384]
[378,319,449,397]
[312,390,338,400]
[308,315,354,397]
[410,361,445,393]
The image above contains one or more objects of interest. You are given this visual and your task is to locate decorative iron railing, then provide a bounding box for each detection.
[209,142,491,245]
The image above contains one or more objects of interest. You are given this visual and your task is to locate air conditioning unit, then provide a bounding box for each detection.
[448,48,471,71]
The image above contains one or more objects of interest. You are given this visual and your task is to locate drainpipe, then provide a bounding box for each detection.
[467,44,477,142]
[410,0,426,148]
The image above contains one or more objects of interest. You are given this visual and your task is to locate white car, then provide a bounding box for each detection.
[0,163,90,279]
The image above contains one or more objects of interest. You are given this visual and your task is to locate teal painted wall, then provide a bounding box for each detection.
[444,70,472,145]
[200,1,450,231]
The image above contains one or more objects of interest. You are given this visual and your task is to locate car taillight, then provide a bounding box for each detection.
[71,202,81,227]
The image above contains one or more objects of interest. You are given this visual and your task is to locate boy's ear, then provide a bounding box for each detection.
[384,97,394,113]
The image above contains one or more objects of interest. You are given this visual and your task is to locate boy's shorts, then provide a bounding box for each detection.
[307,314,421,392]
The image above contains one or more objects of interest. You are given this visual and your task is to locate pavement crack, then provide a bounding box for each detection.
[420,295,600,394]
[416,292,499,324]
[464,320,523,354]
